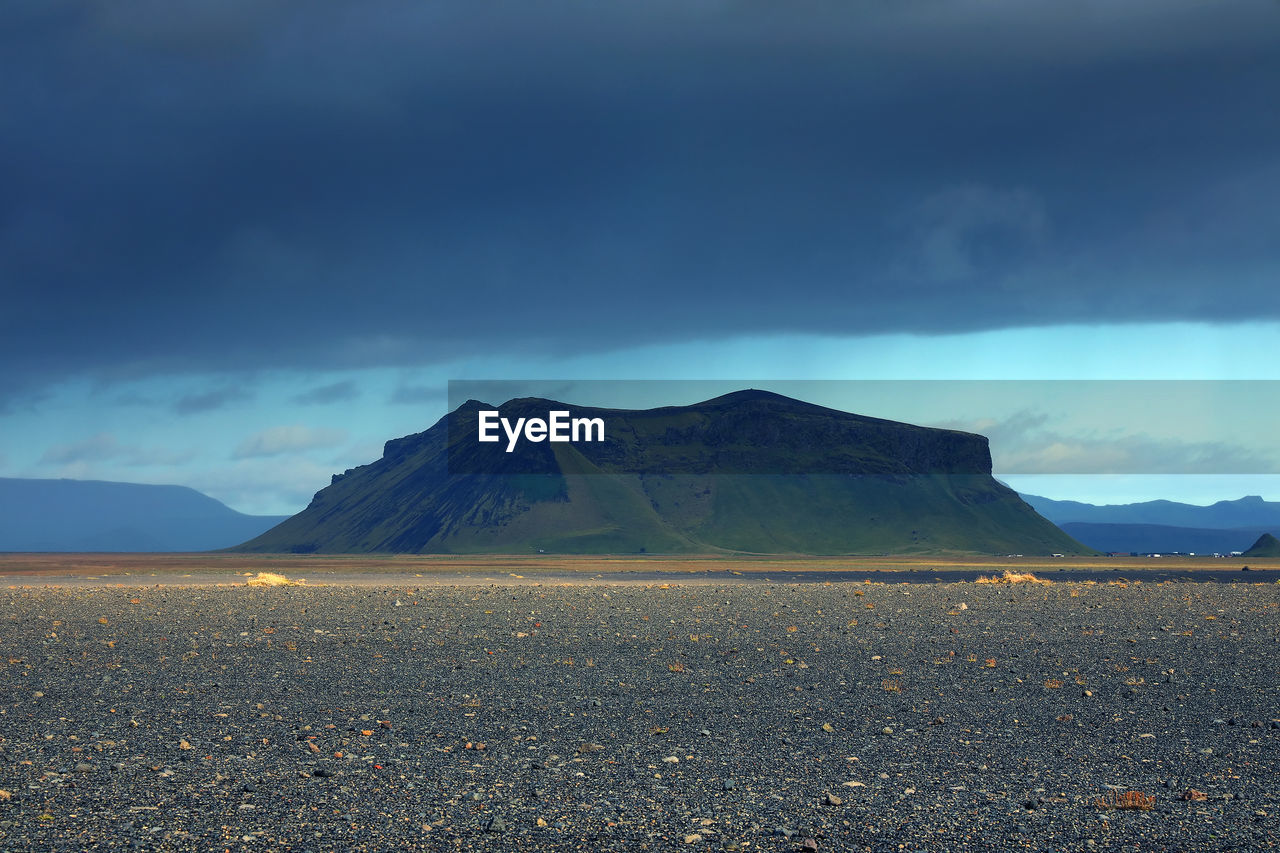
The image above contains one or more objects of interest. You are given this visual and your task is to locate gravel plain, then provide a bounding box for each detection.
[1,577,1277,852]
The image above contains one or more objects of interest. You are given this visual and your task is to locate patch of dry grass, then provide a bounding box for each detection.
[245,571,306,587]
[975,570,1051,585]
[1094,790,1155,811]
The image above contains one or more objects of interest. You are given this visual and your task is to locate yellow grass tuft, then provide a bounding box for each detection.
[975,570,1051,585]
[246,572,306,587]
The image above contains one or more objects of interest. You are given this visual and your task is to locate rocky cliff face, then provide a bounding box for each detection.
[235,391,1090,555]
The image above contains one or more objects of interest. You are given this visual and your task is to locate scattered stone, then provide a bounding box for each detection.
[825,792,843,806]
[683,834,704,844]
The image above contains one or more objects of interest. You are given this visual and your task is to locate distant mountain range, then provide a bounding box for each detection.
[236,390,1089,556]
[1019,493,1280,554]
[0,478,288,552]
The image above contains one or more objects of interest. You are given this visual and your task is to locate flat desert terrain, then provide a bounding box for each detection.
[0,555,1277,851]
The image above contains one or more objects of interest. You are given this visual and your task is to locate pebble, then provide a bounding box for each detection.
[2,576,1275,852]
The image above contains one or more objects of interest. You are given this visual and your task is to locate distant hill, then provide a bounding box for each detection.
[0,478,288,552]
[1243,533,1280,558]
[1021,493,1280,529]
[1058,522,1269,555]
[235,390,1091,556]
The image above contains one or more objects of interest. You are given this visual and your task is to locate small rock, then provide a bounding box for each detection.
[485,816,507,833]
[662,756,680,764]
[683,834,704,844]
[802,840,819,852]
[825,793,843,806]
[74,762,92,773]
[722,779,735,791]
[881,727,894,735]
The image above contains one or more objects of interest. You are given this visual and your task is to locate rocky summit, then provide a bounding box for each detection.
[236,391,1089,556]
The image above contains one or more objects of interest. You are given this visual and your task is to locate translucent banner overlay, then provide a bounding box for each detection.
[446,380,1279,476]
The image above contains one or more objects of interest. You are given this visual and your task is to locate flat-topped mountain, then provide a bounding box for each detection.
[0,478,288,552]
[236,391,1090,555]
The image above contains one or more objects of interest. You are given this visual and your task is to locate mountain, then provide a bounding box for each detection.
[1021,493,1280,529]
[0,478,289,552]
[1243,533,1280,558]
[236,390,1090,556]
[1058,522,1269,555]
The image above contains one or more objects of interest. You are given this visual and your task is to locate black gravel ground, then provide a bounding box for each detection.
[1,579,1277,852]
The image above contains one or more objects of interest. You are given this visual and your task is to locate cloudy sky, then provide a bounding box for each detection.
[3,0,1279,515]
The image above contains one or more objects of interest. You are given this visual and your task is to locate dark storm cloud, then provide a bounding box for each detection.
[2,1,1278,402]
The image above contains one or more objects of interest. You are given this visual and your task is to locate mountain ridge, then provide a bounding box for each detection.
[1021,493,1280,529]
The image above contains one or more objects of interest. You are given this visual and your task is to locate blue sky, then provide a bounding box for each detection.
[3,1,1279,515]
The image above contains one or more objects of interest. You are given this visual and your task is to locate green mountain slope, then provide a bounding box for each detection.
[236,391,1090,556]
[1243,533,1280,558]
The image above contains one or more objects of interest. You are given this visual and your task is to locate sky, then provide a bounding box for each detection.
[2,0,1279,516]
